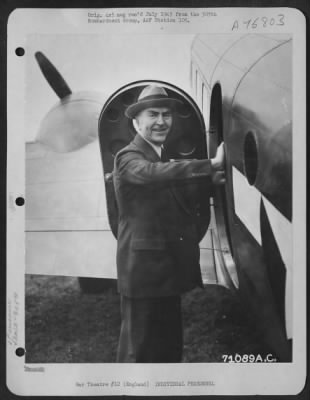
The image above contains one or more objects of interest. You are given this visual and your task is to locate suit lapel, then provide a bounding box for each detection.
[132,133,192,216]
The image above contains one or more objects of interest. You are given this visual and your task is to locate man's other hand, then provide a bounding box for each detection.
[211,142,225,171]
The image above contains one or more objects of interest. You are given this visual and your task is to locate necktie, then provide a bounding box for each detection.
[161,147,169,162]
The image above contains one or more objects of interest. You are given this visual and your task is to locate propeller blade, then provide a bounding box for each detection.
[35,51,72,99]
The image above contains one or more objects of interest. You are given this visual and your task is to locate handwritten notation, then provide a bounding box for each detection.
[232,14,285,30]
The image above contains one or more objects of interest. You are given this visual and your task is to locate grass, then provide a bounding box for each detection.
[25,275,270,363]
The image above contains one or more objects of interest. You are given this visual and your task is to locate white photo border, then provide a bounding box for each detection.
[6,7,307,396]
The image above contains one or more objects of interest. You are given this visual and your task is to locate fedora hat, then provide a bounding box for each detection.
[125,85,184,119]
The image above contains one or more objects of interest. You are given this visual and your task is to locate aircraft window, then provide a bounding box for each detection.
[244,131,259,186]
[106,107,120,122]
[121,92,135,106]
[177,103,192,118]
[175,137,196,157]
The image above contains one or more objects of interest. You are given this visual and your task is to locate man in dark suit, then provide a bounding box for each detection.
[113,85,225,362]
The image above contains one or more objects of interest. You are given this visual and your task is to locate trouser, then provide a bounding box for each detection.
[116,295,183,363]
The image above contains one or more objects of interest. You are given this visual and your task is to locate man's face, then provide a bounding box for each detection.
[135,107,173,145]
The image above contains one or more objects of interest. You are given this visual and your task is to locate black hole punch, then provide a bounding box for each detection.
[15,47,25,57]
[15,197,25,206]
[16,347,25,357]
[244,131,259,186]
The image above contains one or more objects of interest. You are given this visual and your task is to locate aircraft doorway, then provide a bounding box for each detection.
[98,80,212,244]
[208,83,239,290]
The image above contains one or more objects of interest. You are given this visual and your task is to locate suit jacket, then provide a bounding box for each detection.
[113,133,213,298]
